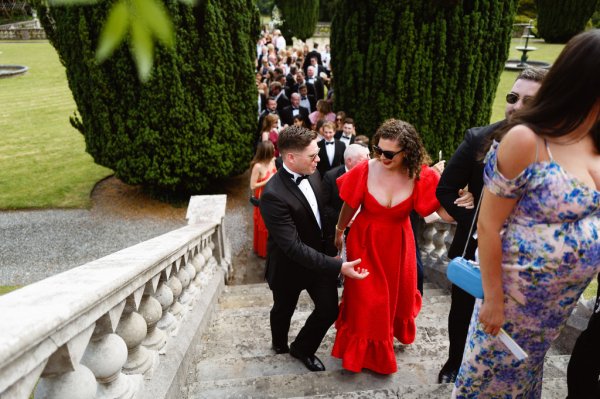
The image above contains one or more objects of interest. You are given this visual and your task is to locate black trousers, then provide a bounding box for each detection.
[270,276,338,356]
[567,273,600,399]
[444,283,476,370]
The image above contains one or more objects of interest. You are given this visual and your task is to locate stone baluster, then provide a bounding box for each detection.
[116,287,158,379]
[420,222,436,265]
[80,303,143,399]
[432,222,451,263]
[140,274,167,353]
[34,325,97,399]
[183,250,198,299]
[156,269,177,336]
[167,261,184,322]
[176,256,193,311]
[190,245,207,287]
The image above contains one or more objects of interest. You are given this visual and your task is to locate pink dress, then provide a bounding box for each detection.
[268,129,279,157]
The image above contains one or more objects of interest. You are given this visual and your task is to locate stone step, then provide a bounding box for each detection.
[222,282,441,297]
[188,355,568,399]
[218,284,447,310]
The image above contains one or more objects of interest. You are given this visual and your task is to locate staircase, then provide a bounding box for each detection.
[185,282,570,398]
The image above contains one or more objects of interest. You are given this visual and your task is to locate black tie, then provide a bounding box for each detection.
[301,97,307,100]
[326,141,334,145]
[343,135,351,140]
[295,175,309,185]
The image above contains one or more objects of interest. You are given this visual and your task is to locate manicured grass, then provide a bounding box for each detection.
[0,286,20,295]
[0,41,112,209]
[583,278,598,301]
[489,39,565,123]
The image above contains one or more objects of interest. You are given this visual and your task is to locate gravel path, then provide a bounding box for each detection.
[0,173,265,287]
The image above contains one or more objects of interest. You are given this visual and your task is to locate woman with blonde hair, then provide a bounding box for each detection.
[261,113,280,157]
[249,141,277,258]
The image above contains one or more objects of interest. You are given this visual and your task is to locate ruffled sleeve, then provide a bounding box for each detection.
[336,160,368,209]
[413,165,441,217]
[483,142,530,198]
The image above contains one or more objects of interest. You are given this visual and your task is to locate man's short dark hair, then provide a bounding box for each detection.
[298,83,307,90]
[289,65,298,75]
[517,67,547,83]
[344,117,355,126]
[278,126,317,155]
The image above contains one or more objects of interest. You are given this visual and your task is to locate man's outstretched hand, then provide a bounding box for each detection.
[340,258,369,279]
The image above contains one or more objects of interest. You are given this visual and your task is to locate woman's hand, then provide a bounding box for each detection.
[334,229,344,251]
[455,188,475,209]
[478,296,505,336]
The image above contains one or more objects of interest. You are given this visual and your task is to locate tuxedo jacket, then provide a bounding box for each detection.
[276,93,291,112]
[280,105,310,128]
[306,77,325,100]
[259,169,341,290]
[334,131,355,145]
[317,139,345,178]
[436,120,505,260]
[321,164,346,256]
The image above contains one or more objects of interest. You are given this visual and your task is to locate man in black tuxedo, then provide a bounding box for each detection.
[316,121,345,179]
[302,43,322,74]
[298,84,316,114]
[435,67,546,384]
[321,144,370,256]
[306,66,325,100]
[270,81,290,112]
[334,117,356,147]
[259,125,369,372]
[280,93,310,128]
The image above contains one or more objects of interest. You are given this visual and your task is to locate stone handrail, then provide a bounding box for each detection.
[0,196,231,399]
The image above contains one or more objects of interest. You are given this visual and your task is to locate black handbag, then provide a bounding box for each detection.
[446,192,484,299]
[249,195,260,207]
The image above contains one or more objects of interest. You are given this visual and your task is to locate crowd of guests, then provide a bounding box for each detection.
[249,27,600,399]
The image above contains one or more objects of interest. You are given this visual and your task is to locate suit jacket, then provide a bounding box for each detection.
[260,169,341,290]
[276,93,291,112]
[317,139,345,178]
[436,120,505,260]
[280,105,310,127]
[306,77,325,100]
[334,131,355,145]
[321,165,347,256]
[303,51,323,73]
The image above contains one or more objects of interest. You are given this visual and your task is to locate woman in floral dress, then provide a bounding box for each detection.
[453,29,600,398]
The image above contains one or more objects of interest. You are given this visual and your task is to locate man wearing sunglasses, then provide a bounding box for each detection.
[435,67,547,384]
[259,126,369,373]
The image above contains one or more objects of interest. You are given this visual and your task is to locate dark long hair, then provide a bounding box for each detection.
[486,29,600,157]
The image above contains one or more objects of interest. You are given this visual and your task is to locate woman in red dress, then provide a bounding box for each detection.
[250,141,277,258]
[332,119,453,374]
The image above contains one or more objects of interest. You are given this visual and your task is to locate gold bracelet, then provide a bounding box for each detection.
[335,224,345,233]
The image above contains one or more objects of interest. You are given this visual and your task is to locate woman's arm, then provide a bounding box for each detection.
[261,131,269,142]
[249,164,263,190]
[477,125,538,336]
[334,202,358,250]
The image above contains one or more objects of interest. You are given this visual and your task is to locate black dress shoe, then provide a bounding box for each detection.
[289,347,326,372]
[437,368,459,384]
[272,344,289,354]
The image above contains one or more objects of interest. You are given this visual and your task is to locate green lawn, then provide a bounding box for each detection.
[489,39,565,123]
[0,41,112,209]
[0,286,20,295]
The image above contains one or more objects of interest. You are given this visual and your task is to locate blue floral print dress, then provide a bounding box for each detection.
[453,141,600,398]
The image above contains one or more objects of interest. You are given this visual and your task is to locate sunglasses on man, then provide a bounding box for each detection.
[506,92,534,105]
[373,145,403,160]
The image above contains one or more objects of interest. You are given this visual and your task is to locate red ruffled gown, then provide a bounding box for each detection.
[253,166,277,258]
[331,161,440,374]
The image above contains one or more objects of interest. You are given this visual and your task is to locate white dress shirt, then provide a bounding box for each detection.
[339,134,352,147]
[282,164,321,229]
[324,140,335,166]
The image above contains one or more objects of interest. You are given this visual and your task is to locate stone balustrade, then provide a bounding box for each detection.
[0,195,230,399]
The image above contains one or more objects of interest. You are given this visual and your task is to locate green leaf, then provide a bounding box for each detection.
[130,18,154,82]
[133,0,175,48]
[96,0,130,62]
[177,0,197,5]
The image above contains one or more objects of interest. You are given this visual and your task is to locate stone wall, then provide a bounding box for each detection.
[0,28,46,40]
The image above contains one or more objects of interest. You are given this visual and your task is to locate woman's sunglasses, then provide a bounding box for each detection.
[373,145,403,160]
[506,92,534,105]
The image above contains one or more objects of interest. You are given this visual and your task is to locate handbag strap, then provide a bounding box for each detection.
[461,190,484,258]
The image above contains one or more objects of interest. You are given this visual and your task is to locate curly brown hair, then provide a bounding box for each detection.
[372,119,427,179]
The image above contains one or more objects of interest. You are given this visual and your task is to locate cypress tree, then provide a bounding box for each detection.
[276,0,319,40]
[537,0,599,43]
[331,0,518,157]
[35,0,259,194]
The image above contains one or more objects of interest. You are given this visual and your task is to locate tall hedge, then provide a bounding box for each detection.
[537,0,599,43]
[331,0,518,157]
[35,0,259,193]
[276,0,319,40]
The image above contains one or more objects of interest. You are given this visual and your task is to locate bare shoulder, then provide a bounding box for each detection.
[496,125,539,179]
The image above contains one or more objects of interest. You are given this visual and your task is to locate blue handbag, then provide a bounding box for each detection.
[446,193,484,299]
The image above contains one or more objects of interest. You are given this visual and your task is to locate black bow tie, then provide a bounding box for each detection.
[342,135,351,140]
[325,141,334,145]
[295,175,309,185]
[301,97,307,100]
